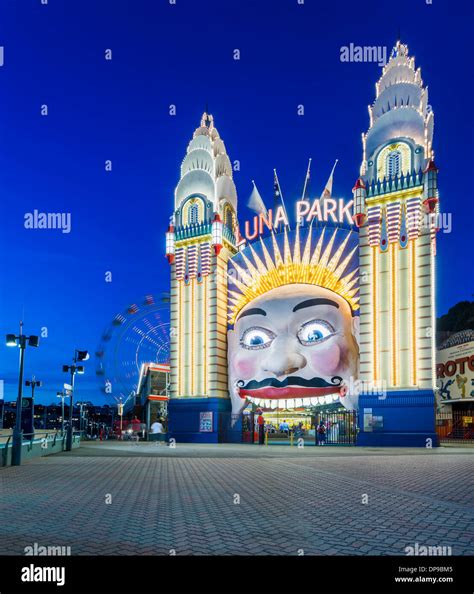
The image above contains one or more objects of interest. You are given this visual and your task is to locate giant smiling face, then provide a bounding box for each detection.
[228,283,360,415]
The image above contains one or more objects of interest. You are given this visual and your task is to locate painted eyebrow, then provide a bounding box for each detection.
[292,298,339,312]
[237,307,267,321]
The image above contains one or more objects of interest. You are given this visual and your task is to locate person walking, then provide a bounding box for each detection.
[130,415,141,441]
[257,409,265,445]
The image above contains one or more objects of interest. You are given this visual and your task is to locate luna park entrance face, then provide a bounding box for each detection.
[242,408,357,445]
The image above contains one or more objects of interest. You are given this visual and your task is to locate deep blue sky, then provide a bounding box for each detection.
[0,0,472,404]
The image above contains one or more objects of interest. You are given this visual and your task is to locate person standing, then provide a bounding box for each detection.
[150,418,165,445]
[317,420,327,446]
[257,409,265,445]
[279,419,289,437]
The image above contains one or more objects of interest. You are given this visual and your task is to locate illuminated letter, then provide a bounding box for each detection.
[273,206,288,228]
[296,200,310,224]
[338,198,354,225]
[235,227,246,247]
[324,198,338,222]
[245,216,259,241]
[259,209,273,234]
[307,199,322,222]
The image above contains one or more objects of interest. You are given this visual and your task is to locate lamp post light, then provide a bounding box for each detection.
[25,376,42,432]
[5,322,40,466]
[118,397,124,440]
[77,401,83,434]
[76,401,88,434]
[57,391,66,434]
[62,349,89,451]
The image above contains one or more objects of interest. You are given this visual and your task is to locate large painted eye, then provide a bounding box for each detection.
[240,327,275,350]
[298,319,334,346]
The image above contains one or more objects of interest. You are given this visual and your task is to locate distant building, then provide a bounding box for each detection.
[136,363,170,433]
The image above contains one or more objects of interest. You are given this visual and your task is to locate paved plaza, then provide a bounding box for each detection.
[1,443,473,556]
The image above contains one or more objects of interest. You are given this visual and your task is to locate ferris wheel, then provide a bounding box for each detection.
[95,293,170,403]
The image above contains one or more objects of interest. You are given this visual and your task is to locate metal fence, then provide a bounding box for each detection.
[240,410,358,445]
[313,411,358,445]
[436,410,474,443]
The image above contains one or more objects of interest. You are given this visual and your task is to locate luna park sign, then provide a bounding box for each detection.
[238,198,354,244]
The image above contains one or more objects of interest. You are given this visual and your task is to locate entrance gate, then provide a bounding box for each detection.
[239,409,358,445]
[436,409,474,444]
[314,410,357,445]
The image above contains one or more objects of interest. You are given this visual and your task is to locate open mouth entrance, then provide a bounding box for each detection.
[242,402,357,446]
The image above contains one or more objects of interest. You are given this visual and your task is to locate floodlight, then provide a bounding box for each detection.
[6,334,17,347]
[28,335,39,348]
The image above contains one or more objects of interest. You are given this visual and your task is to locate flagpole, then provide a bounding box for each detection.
[320,159,339,199]
[301,158,312,201]
[274,169,291,231]
[318,159,339,230]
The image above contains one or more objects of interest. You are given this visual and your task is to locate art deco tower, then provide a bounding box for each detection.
[352,41,439,445]
[165,113,239,441]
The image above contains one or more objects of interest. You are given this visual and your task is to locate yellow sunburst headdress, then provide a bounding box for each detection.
[227,225,359,325]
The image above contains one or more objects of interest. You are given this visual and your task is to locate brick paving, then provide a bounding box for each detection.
[0,443,473,556]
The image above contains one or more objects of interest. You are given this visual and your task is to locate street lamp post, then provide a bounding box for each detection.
[118,397,123,440]
[57,391,66,434]
[78,402,83,434]
[77,401,88,434]
[6,323,40,466]
[63,349,89,451]
[25,376,42,433]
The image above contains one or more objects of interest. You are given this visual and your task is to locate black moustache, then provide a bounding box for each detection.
[237,376,343,390]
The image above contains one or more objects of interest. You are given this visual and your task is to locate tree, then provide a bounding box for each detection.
[437,301,474,333]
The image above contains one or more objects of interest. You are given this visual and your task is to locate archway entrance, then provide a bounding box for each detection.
[242,407,357,445]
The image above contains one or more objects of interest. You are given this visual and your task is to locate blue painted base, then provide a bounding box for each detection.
[356,390,439,447]
[168,397,232,444]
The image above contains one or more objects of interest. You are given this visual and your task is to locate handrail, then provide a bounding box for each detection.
[0,430,74,466]
[0,431,62,444]
[1,435,12,465]
[0,430,79,446]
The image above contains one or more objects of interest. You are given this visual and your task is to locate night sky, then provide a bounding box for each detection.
[0,0,472,405]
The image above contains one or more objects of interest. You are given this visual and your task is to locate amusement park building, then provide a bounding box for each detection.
[164,41,440,447]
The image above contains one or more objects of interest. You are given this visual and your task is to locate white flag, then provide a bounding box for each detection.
[247,181,268,216]
[320,159,338,199]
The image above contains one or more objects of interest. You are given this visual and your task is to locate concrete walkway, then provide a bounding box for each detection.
[58,440,474,457]
[1,442,473,556]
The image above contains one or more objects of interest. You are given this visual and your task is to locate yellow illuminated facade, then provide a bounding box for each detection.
[353,41,439,393]
[167,113,238,401]
[166,41,440,447]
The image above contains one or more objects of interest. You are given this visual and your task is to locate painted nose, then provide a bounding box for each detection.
[263,337,307,378]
